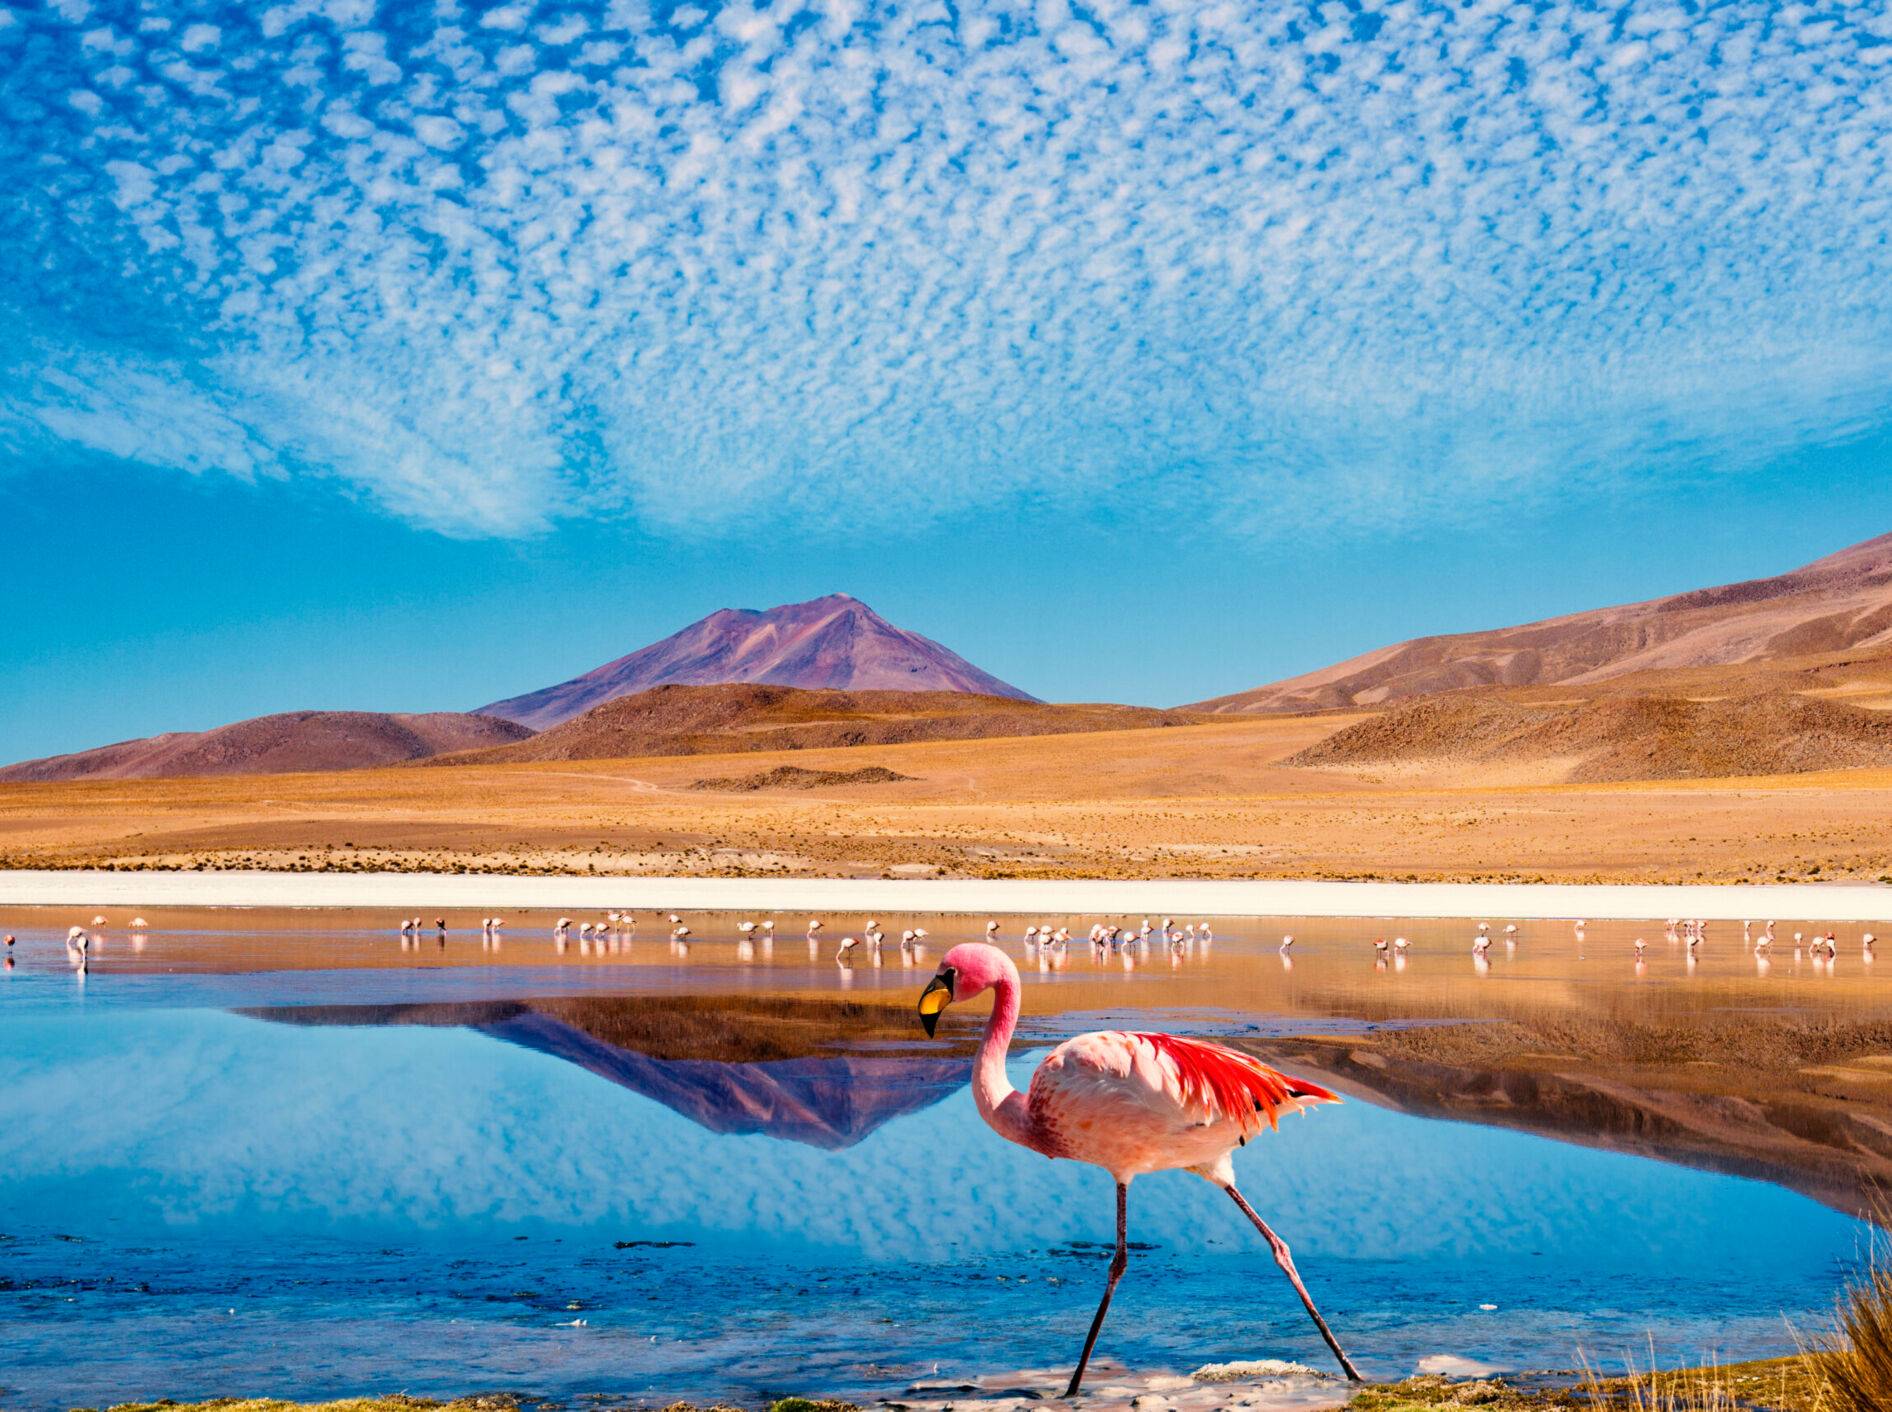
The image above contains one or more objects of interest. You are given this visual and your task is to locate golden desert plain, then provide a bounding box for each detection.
[7,697,1892,884]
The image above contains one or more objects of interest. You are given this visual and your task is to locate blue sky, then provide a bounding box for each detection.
[2,0,1889,761]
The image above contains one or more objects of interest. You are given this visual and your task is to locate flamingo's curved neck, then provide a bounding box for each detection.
[973,973,1035,1149]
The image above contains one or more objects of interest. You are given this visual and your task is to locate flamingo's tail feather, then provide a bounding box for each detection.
[1135,1033,1339,1133]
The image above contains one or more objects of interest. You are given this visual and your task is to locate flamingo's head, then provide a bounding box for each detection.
[919,942,1016,1037]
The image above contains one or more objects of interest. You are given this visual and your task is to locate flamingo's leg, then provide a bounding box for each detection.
[1224,1185,1363,1383]
[1064,1181,1128,1397]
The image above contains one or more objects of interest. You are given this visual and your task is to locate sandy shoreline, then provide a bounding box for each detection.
[1,868,1888,919]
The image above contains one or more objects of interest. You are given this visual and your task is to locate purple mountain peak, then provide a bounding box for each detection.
[480,593,1035,730]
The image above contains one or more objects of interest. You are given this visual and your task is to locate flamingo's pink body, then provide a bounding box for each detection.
[920,942,1359,1392]
[1040,1032,1332,1177]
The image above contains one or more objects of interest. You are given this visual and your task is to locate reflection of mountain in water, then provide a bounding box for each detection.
[244,996,967,1151]
[487,1011,965,1148]
[1253,1023,1892,1219]
[245,991,1892,1214]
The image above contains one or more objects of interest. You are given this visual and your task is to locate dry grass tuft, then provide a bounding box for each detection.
[1345,1358,1832,1411]
[1571,1348,1832,1412]
[1583,1363,1744,1411]
[1817,1259,1892,1412]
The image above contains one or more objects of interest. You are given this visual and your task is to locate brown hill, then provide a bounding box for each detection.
[0,710,533,783]
[1287,689,1892,783]
[1198,530,1892,714]
[432,682,1198,765]
[480,592,1032,729]
[689,765,917,791]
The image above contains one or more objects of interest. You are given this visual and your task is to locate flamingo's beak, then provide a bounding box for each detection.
[918,967,956,1037]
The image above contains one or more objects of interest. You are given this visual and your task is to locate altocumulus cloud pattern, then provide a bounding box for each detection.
[2,0,1889,538]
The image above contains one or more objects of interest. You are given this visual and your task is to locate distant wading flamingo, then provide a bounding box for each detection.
[917,942,1360,1393]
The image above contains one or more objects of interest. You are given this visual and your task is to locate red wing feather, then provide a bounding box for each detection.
[1134,1033,1339,1132]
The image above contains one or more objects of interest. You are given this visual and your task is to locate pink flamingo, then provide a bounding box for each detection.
[917,942,1360,1393]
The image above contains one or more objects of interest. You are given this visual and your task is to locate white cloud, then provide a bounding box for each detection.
[3,0,1890,540]
[0,342,270,481]
[412,113,464,148]
[479,4,531,31]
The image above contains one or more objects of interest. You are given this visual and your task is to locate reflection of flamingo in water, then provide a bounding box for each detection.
[916,942,1360,1394]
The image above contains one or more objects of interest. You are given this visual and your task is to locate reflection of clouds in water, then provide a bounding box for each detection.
[0,1012,1855,1274]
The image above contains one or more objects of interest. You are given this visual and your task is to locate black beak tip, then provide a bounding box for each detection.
[919,1009,939,1038]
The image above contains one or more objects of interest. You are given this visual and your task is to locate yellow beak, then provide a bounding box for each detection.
[918,970,954,1037]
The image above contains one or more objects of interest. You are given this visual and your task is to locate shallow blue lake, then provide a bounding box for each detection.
[0,914,1876,1409]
